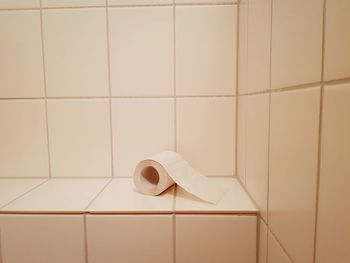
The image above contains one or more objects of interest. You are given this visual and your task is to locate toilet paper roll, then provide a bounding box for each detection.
[133,151,228,204]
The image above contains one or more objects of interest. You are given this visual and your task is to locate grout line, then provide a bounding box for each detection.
[234,1,240,178]
[83,178,113,211]
[0,229,2,263]
[313,0,327,262]
[172,184,177,263]
[0,179,50,209]
[256,215,260,263]
[268,228,295,263]
[105,3,115,177]
[39,0,52,178]
[83,214,89,263]
[324,76,350,86]
[173,3,178,152]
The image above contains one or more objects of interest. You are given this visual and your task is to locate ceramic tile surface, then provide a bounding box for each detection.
[0,10,44,98]
[87,214,173,263]
[108,0,172,5]
[87,178,174,213]
[43,8,109,97]
[176,5,236,96]
[269,87,320,263]
[109,6,173,97]
[259,219,268,263]
[237,96,247,184]
[316,83,350,263]
[112,99,174,177]
[176,215,256,263]
[176,98,235,176]
[42,0,105,7]
[1,179,109,212]
[238,0,248,95]
[0,100,49,177]
[0,215,85,263]
[268,232,292,263]
[175,177,257,213]
[0,0,40,8]
[0,179,46,208]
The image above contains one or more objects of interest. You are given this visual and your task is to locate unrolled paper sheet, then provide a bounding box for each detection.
[133,151,228,204]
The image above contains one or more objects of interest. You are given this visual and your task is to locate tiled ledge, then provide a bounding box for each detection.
[0,177,257,214]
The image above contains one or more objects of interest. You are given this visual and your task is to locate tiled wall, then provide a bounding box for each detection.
[0,0,237,178]
[237,0,350,262]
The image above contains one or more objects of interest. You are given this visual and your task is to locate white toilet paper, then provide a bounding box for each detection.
[133,151,228,204]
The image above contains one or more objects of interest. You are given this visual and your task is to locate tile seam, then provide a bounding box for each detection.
[173,3,177,152]
[234,1,240,179]
[83,178,113,211]
[268,228,295,263]
[83,214,89,263]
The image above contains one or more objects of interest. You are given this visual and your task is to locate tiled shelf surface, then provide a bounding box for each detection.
[0,177,257,214]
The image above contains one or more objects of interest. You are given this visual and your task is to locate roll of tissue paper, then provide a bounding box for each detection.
[133,151,228,204]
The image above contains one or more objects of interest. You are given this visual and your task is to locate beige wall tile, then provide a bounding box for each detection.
[316,83,350,263]
[176,215,256,263]
[0,215,85,263]
[324,0,350,81]
[108,0,172,5]
[245,94,269,221]
[43,8,109,97]
[177,98,235,176]
[237,96,247,183]
[258,219,268,263]
[0,0,39,9]
[112,98,174,177]
[42,0,105,7]
[238,0,248,95]
[176,0,235,3]
[247,0,271,93]
[269,87,320,263]
[0,100,49,177]
[87,215,173,263]
[268,232,292,263]
[47,99,112,177]
[0,11,44,98]
[176,5,237,96]
[109,7,174,97]
[271,0,323,89]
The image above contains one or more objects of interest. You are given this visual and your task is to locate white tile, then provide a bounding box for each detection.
[271,0,323,89]
[42,0,105,7]
[0,0,39,9]
[245,94,269,221]
[47,99,112,178]
[0,11,44,98]
[237,96,247,183]
[87,178,174,213]
[238,0,248,95]
[175,178,257,213]
[316,83,350,263]
[176,5,237,96]
[258,219,268,263]
[108,0,172,5]
[176,215,256,263]
[0,179,46,208]
[177,98,235,176]
[1,179,109,212]
[43,8,108,97]
[0,100,49,177]
[112,99,174,177]
[247,0,271,93]
[0,215,85,263]
[268,232,292,263]
[109,7,173,97]
[269,87,320,263]
[87,214,173,263]
[324,0,350,81]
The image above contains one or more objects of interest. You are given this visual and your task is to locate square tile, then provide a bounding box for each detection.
[112,98,174,177]
[1,179,109,212]
[176,215,256,263]
[176,5,237,96]
[109,6,173,97]
[0,11,44,98]
[108,0,172,5]
[42,8,108,97]
[247,0,271,93]
[324,0,350,81]
[269,87,320,263]
[0,179,46,208]
[0,0,39,9]
[237,96,247,183]
[0,215,85,263]
[258,219,268,263]
[0,100,49,177]
[245,94,269,221]
[238,0,248,95]
[87,178,174,213]
[87,214,173,263]
[316,83,350,263]
[175,177,257,213]
[42,0,105,7]
[176,98,235,176]
[268,232,292,263]
[47,99,112,177]
[271,0,323,89]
